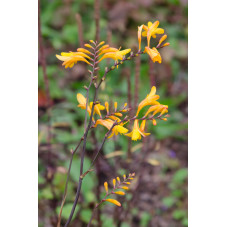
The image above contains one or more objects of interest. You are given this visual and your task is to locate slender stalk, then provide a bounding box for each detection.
[134,55,140,113]
[57,137,83,227]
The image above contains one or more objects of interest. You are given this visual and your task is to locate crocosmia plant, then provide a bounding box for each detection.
[56,21,170,227]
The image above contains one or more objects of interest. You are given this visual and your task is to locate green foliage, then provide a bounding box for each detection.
[56,203,80,221]
[162,196,176,208]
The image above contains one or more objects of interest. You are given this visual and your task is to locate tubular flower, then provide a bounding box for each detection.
[121,186,129,190]
[77,48,92,55]
[56,52,91,68]
[94,119,128,138]
[76,93,91,116]
[108,115,121,122]
[152,119,157,126]
[89,102,105,117]
[98,44,110,53]
[138,25,144,51]
[105,199,121,207]
[98,48,131,62]
[125,120,149,141]
[117,177,121,184]
[142,21,164,46]
[136,86,160,116]
[98,47,118,56]
[145,47,162,63]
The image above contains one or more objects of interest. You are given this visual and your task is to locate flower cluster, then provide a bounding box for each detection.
[57,21,170,141]
[101,173,135,207]
[76,86,168,141]
[138,21,170,63]
[56,40,131,69]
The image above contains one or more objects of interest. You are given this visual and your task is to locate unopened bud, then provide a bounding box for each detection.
[111,66,115,70]
[83,85,88,90]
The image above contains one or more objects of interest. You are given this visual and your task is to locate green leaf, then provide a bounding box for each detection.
[172,209,187,220]
[162,196,175,208]
[141,211,152,227]
[172,168,188,184]
[80,209,92,224]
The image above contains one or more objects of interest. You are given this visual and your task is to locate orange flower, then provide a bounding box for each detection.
[56,52,91,68]
[145,47,162,63]
[136,86,160,116]
[89,102,105,117]
[142,21,164,47]
[114,191,125,195]
[76,93,91,116]
[98,48,131,62]
[94,119,128,138]
[125,120,150,141]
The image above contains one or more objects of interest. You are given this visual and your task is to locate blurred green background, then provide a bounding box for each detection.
[38,0,188,226]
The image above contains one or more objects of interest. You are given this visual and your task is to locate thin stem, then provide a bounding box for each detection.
[94,0,100,42]
[57,137,83,227]
[75,13,84,47]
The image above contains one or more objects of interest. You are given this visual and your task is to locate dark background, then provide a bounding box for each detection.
[38,0,188,226]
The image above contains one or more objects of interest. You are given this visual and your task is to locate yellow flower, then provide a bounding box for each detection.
[77,93,91,116]
[98,48,131,62]
[145,47,162,63]
[56,52,91,68]
[142,21,164,47]
[104,182,108,194]
[125,120,150,141]
[89,102,105,117]
[152,119,157,126]
[105,199,121,207]
[94,119,128,138]
[138,25,144,51]
[136,86,160,116]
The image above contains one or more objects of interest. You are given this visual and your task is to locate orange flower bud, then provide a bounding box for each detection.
[121,186,129,190]
[114,191,125,195]
[113,179,116,188]
[123,174,126,180]
[105,199,121,207]
[114,102,118,111]
[117,177,121,184]
[152,119,157,126]
[104,182,108,194]
[123,182,131,185]
[84,44,93,49]
[162,118,167,121]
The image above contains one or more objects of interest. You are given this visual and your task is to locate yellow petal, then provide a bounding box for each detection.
[77,93,86,105]
[104,182,108,194]
[147,21,159,47]
[77,48,92,55]
[123,174,126,180]
[105,199,121,207]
